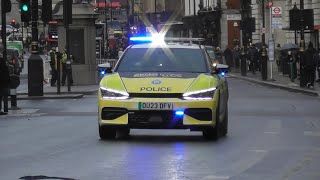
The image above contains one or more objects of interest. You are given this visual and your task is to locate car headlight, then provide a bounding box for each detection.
[183,87,216,100]
[100,87,129,100]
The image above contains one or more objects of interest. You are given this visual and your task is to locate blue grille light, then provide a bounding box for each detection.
[175,110,184,116]
[100,71,105,75]
[220,72,225,76]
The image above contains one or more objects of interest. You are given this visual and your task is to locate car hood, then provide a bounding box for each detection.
[100,72,219,94]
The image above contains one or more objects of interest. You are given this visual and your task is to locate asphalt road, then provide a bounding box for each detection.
[1,78,320,180]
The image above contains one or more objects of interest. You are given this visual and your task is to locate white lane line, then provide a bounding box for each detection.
[264,131,279,134]
[203,175,230,180]
[304,131,320,137]
[249,149,268,153]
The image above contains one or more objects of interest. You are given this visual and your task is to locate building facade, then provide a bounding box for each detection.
[251,0,320,49]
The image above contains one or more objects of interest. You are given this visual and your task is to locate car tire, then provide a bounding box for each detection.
[118,128,130,139]
[99,126,116,140]
[202,99,221,140]
[221,105,228,137]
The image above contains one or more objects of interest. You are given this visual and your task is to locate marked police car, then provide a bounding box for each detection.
[98,37,229,140]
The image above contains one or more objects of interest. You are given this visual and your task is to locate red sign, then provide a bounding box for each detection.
[267,1,273,8]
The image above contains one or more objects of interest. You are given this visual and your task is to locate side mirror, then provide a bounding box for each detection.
[213,64,229,76]
[106,67,113,74]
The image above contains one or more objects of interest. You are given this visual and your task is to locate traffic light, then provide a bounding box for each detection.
[241,18,255,33]
[289,9,314,30]
[3,0,12,13]
[20,0,31,23]
[42,0,53,23]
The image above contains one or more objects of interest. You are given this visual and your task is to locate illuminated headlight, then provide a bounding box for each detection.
[100,87,129,100]
[183,87,216,100]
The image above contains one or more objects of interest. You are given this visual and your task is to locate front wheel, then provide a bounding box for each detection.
[221,105,228,137]
[203,103,221,140]
[99,126,116,140]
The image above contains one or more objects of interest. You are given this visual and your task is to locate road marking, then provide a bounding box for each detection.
[249,149,268,153]
[304,131,320,137]
[264,131,279,134]
[203,175,230,180]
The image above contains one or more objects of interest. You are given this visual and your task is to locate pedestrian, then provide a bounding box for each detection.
[316,50,320,82]
[304,42,317,88]
[61,49,74,86]
[61,49,67,86]
[223,46,233,67]
[215,47,223,64]
[248,44,258,74]
[275,44,281,72]
[233,45,240,69]
[0,58,10,115]
[49,47,58,87]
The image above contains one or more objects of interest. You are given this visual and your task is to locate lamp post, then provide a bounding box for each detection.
[299,0,306,87]
[261,0,268,81]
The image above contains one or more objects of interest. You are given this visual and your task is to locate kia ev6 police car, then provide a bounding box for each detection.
[98,37,229,140]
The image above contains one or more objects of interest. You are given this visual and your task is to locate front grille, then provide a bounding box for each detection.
[128,110,183,127]
[129,93,183,98]
[185,108,212,121]
[101,107,128,120]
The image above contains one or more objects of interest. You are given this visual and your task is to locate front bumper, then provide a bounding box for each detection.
[98,96,218,129]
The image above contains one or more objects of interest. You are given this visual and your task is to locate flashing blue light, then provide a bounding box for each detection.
[175,110,184,116]
[220,72,225,76]
[129,36,153,42]
[100,71,105,75]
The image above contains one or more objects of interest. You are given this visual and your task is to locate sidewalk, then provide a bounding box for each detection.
[16,84,98,100]
[229,68,320,97]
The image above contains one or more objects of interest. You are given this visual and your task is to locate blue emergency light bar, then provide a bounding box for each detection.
[129,36,153,42]
[129,36,205,44]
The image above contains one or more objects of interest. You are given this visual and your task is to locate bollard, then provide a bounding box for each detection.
[9,88,20,110]
[3,95,8,113]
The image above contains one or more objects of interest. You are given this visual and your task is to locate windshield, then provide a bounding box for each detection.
[117,48,208,73]
[107,21,122,30]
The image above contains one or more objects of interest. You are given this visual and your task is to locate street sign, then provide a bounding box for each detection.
[272,7,282,16]
[267,1,273,8]
[261,28,266,34]
[268,39,275,61]
[271,7,282,29]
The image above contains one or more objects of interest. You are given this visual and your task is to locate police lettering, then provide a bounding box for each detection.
[140,87,172,92]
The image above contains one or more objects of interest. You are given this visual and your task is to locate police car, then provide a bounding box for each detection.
[98,37,229,140]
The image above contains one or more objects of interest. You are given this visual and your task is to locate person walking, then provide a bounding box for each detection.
[61,49,74,86]
[61,49,67,86]
[304,42,317,88]
[233,45,241,69]
[223,46,233,67]
[0,59,10,115]
[316,50,320,82]
[215,47,223,64]
[275,44,281,72]
[49,47,58,87]
[248,44,258,74]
